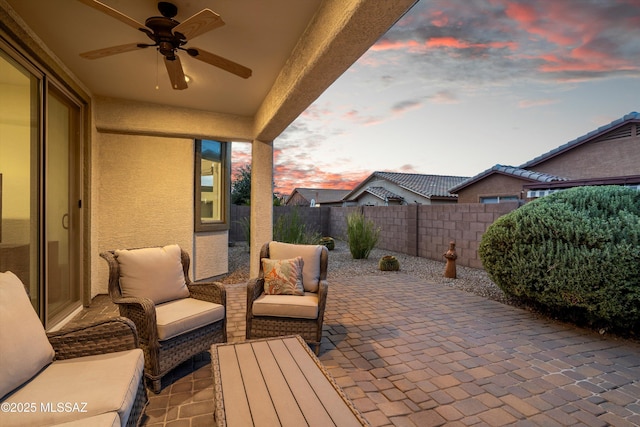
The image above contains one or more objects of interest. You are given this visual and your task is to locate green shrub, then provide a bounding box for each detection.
[346,211,380,259]
[479,186,640,333]
[273,207,321,244]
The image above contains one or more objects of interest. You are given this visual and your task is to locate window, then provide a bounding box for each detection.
[195,140,230,232]
[480,195,519,204]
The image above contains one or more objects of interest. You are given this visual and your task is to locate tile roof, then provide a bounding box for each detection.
[520,111,640,168]
[371,171,470,199]
[364,186,404,201]
[449,165,567,193]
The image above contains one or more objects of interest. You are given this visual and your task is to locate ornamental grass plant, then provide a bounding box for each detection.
[273,207,321,244]
[346,211,380,259]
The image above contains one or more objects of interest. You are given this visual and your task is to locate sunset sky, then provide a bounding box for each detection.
[233,0,640,196]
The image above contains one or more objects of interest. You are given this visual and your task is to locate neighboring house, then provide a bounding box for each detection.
[451,112,640,203]
[286,188,350,207]
[343,171,469,206]
[0,0,417,329]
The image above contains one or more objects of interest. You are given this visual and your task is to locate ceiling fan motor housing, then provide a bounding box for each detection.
[144,15,185,58]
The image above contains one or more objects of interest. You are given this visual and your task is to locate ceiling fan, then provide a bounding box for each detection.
[77,0,252,90]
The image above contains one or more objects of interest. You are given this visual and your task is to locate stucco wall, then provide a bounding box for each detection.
[457,174,527,204]
[92,132,228,295]
[531,133,639,179]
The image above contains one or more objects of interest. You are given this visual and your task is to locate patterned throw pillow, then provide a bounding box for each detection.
[262,257,305,296]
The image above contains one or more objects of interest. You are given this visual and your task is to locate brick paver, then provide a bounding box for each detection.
[68,274,640,426]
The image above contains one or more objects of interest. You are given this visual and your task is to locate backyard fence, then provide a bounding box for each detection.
[230,202,519,268]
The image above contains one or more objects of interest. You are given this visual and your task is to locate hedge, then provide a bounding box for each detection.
[479,186,640,333]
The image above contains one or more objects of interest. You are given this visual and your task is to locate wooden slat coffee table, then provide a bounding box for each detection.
[210,335,369,427]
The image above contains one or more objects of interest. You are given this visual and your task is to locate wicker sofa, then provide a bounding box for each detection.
[0,271,147,427]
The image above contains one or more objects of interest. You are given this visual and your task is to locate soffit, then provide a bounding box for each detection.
[5,0,322,117]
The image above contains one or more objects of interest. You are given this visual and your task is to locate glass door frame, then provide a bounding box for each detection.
[1,34,89,329]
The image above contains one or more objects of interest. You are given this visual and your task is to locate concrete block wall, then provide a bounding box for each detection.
[327,202,518,268]
[230,202,519,269]
[416,202,519,268]
[362,205,419,255]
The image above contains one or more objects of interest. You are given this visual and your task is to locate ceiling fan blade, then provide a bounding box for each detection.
[164,56,188,90]
[76,0,146,31]
[173,9,225,41]
[188,47,252,79]
[80,43,145,59]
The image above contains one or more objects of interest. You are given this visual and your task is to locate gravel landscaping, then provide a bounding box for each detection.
[218,239,518,306]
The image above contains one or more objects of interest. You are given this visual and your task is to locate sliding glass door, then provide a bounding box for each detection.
[0,48,40,311]
[46,88,81,324]
[1,44,82,326]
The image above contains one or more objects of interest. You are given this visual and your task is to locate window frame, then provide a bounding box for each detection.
[479,195,519,204]
[194,139,231,232]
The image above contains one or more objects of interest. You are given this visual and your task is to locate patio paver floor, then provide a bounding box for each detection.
[67,274,640,426]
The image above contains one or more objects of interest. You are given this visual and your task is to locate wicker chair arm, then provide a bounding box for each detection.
[187,282,226,305]
[111,296,158,344]
[48,317,139,360]
[247,278,265,305]
[317,280,329,317]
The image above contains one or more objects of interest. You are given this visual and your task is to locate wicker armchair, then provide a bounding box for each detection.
[246,242,328,354]
[101,245,227,393]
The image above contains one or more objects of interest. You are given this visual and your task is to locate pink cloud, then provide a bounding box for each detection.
[424,37,516,51]
[370,39,421,52]
[273,166,369,196]
[504,3,536,25]
[426,36,470,49]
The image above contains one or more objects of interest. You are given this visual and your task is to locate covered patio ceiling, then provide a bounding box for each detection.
[3,0,418,141]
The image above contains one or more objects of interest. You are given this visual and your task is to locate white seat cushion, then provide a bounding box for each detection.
[268,242,322,292]
[252,292,319,319]
[2,349,144,427]
[155,298,225,341]
[115,244,189,304]
[0,271,55,400]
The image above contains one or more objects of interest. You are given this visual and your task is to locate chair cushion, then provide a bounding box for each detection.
[2,349,144,427]
[268,242,322,292]
[252,292,319,319]
[262,257,304,296]
[0,271,55,400]
[51,412,120,427]
[155,298,225,341]
[115,244,189,304]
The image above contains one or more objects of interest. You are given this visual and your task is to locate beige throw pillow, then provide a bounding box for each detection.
[0,271,55,399]
[115,244,189,304]
[269,241,322,292]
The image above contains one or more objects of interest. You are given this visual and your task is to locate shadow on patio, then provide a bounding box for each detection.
[68,274,640,427]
